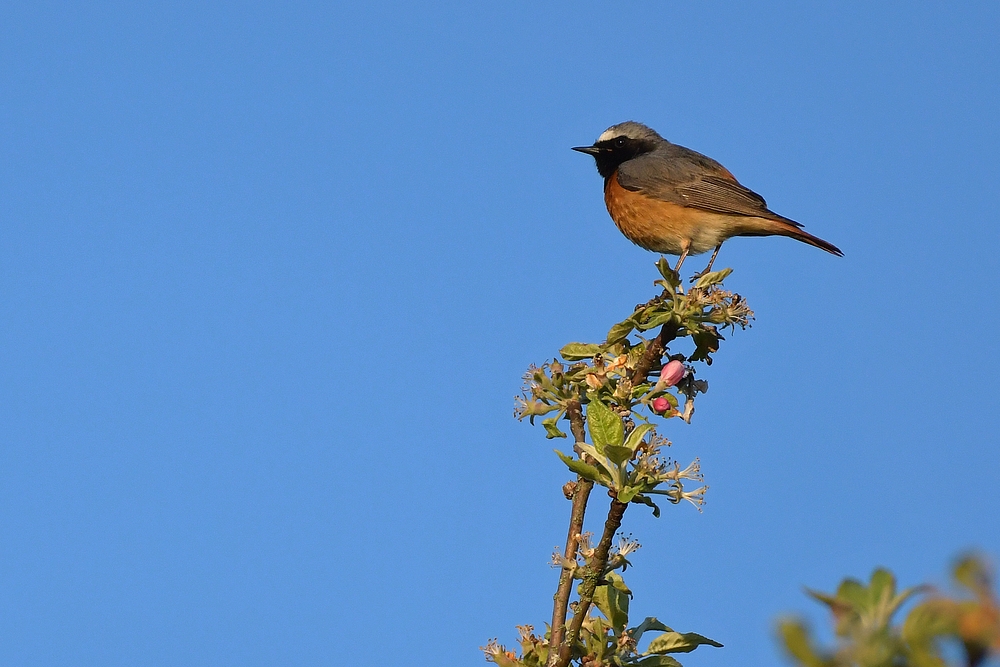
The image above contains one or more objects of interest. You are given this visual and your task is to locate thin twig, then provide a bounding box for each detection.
[547,400,593,661]
[554,498,629,667]
[548,322,677,665]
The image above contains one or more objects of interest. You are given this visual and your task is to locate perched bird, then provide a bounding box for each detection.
[573,121,842,275]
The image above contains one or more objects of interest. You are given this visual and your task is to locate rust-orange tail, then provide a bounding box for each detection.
[741,217,843,257]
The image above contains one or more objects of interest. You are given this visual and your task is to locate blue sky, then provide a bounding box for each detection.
[1,2,998,665]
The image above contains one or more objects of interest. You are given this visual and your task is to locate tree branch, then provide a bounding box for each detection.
[630,320,680,386]
[554,497,629,667]
[548,400,593,661]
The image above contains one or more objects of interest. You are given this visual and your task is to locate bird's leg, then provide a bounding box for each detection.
[673,247,690,275]
[690,244,722,283]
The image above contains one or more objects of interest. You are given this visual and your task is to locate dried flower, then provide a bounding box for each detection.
[481,639,506,662]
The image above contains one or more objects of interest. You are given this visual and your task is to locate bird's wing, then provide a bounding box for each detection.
[616,149,801,226]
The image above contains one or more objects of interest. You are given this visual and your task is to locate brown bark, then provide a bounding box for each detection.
[548,400,593,659]
[553,498,629,667]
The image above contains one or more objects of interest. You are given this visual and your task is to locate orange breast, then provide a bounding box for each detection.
[603,172,734,255]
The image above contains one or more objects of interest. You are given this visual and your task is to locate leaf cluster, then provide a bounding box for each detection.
[557,400,705,516]
[779,556,1000,667]
[514,260,751,437]
[605,259,752,365]
[483,569,722,667]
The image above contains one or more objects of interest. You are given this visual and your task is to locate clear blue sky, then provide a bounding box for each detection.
[1,2,998,666]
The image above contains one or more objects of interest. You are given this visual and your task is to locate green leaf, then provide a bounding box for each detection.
[623,423,654,452]
[559,342,602,360]
[630,493,662,517]
[630,617,671,642]
[954,554,991,595]
[636,310,677,332]
[692,267,733,289]
[593,583,630,633]
[778,619,826,667]
[587,400,624,451]
[835,579,868,609]
[634,656,683,667]
[631,383,652,398]
[554,450,602,483]
[576,442,624,490]
[605,571,631,594]
[645,631,723,655]
[492,652,522,667]
[605,445,632,466]
[607,320,635,345]
[542,417,567,439]
[869,568,896,603]
[655,257,680,288]
[617,486,640,503]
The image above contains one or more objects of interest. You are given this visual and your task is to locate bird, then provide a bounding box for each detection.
[572,121,842,276]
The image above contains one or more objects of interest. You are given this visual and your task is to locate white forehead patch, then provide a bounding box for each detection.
[597,128,622,143]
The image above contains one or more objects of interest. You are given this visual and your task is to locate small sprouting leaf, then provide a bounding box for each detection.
[631,383,652,398]
[634,656,683,667]
[559,342,602,360]
[489,651,521,667]
[555,450,602,482]
[778,619,825,667]
[953,554,992,595]
[869,568,896,603]
[631,493,661,517]
[693,267,733,289]
[630,617,671,642]
[576,442,624,490]
[605,571,631,594]
[617,486,640,503]
[645,631,723,654]
[655,257,680,288]
[542,417,567,439]
[637,310,676,332]
[835,579,869,610]
[805,587,839,607]
[605,445,632,466]
[587,399,624,451]
[623,423,654,452]
[607,320,635,345]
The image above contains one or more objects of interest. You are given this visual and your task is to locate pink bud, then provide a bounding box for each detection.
[659,360,686,387]
[651,397,670,414]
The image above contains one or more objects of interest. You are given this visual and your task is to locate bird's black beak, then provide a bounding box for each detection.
[572,145,602,156]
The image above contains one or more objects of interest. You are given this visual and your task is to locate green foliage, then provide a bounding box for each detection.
[488,262,749,667]
[483,564,723,667]
[515,263,751,433]
[778,556,1000,667]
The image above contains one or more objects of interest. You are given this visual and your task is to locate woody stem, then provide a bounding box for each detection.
[554,498,629,667]
[547,400,593,661]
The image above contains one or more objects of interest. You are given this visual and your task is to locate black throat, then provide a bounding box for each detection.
[592,137,659,178]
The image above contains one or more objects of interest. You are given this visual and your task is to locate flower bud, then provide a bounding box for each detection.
[659,360,686,387]
[651,397,670,414]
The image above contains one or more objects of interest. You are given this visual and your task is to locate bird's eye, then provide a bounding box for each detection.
[616,137,626,147]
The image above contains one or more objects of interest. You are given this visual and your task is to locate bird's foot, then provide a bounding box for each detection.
[688,268,710,284]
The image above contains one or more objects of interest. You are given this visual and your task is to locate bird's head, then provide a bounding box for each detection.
[572,121,665,178]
